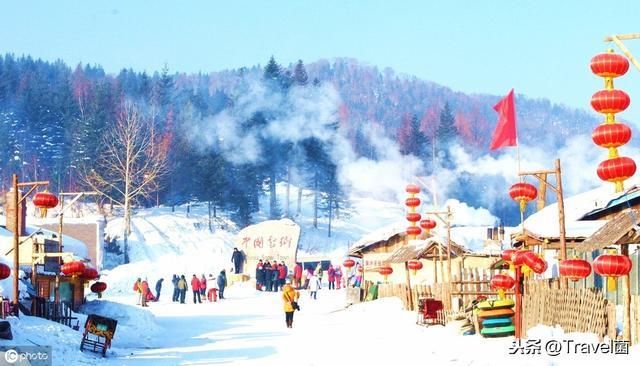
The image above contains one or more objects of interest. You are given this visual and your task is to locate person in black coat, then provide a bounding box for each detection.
[256,259,264,290]
[171,274,179,302]
[264,261,273,292]
[217,269,227,299]
[155,278,164,301]
[231,248,244,274]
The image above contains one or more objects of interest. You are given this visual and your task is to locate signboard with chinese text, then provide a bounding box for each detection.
[234,219,300,274]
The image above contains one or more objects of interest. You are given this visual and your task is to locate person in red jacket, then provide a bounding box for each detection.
[191,274,202,304]
[278,262,287,290]
[293,263,302,289]
[140,278,150,307]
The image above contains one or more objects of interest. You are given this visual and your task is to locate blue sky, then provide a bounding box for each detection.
[2,0,640,123]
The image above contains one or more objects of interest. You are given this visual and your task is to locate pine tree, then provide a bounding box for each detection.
[436,102,457,167]
[293,60,308,86]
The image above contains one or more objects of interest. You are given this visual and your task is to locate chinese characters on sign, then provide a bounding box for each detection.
[234,219,300,272]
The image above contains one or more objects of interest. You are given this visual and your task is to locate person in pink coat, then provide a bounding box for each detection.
[200,274,207,301]
[293,263,303,289]
[334,265,343,289]
[327,264,336,290]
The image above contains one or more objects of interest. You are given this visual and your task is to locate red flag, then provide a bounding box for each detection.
[489,89,517,150]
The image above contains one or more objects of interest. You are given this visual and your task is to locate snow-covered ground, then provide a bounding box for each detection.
[3,285,638,365]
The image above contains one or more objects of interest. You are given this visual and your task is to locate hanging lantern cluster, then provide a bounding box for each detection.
[590,50,636,192]
[405,184,422,239]
[509,182,537,213]
[0,263,10,280]
[90,281,107,298]
[33,190,59,218]
[559,258,592,282]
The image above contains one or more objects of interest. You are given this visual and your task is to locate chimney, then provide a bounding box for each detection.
[486,227,493,240]
[499,224,505,241]
[5,188,26,236]
[492,226,499,240]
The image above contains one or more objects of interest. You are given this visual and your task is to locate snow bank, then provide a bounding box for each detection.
[78,300,162,347]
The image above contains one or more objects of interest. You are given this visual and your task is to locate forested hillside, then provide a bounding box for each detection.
[0,54,598,226]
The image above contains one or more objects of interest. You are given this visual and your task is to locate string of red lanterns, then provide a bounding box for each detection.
[61,261,86,277]
[590,49,636,192]
[405,184,422,239]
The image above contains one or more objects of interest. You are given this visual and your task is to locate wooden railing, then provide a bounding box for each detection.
[33,297,77,329]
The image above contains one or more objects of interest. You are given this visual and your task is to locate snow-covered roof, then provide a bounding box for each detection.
[0,224,89,259]
[349,221,405,253]
[517,182,638,239]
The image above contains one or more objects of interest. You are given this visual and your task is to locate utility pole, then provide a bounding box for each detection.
[10,174,49,316]
[518,158,567,288]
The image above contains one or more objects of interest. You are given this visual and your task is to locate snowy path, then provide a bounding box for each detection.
[98,285,583,366]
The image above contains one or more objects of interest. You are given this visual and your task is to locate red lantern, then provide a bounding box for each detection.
[559,259,592,282]
[90,281,107,299]
[591,89,630,114]
[597,157,636,182]
[343,259,355,269]
[33,191,59,208]
[405,184,420,194]
[81,267,99,280]
[406,212,421,222]
[511,250,531,266]
[591,52,629,78]
[509,182,537,212]
[406,226,422,236]
[593,254,632,277]
[91,281,107,293]
[501,249,517,262]
[490,274,515,290]
[61,261,86,277]
[592,123,632,148]
[0,263,10,280]
[405,197,421,207]
[419,219,436,230]
[522,251,547,274]
[408,260,423,271]
[379,266,393,276]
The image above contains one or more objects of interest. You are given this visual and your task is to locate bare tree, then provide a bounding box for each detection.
[82,102,170,263]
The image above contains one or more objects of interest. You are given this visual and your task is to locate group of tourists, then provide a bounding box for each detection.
[171,271,228,304]
[133,270,228,306]
[255,260,289,292]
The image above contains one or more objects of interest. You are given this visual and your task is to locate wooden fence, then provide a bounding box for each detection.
[372,268,505,312]
[33,297,77,329]
[522,280,615,341]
